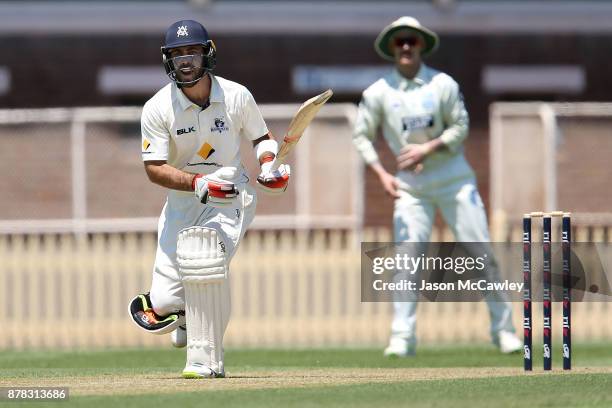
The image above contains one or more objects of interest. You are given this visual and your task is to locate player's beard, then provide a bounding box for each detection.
[175,66,204,86]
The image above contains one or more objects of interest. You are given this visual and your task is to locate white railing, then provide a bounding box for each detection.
[1,228,610,350]
[0,103,362,234]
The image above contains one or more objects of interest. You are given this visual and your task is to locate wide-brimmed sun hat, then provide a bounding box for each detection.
[374,16,439,60]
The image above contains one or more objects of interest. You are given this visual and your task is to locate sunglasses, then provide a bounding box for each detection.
[393,37,420,47]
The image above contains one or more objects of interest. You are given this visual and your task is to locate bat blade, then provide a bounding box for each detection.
[275,89,333,166]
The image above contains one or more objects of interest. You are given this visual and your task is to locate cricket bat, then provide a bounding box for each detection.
[272,89,333,170]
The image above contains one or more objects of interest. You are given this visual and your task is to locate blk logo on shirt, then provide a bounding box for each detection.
[177,126,195,135]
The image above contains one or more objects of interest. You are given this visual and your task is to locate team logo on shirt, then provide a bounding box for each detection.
[211,117,229,133]
[197,142,216,160]
[177,26,188,37]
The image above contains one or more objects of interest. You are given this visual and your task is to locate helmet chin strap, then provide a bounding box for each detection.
[176,76,202,89]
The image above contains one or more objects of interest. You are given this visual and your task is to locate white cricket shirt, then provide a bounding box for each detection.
[353,65,474,190]
[141,74,268,202]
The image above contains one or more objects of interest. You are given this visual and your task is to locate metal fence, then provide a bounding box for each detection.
[1,227,609,350]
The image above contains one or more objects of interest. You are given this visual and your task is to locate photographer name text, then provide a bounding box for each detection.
[372,279,524,292]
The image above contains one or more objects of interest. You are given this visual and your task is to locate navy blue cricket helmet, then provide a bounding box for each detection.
[161,20,216,87]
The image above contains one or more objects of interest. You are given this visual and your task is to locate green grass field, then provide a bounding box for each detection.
[1,344,611,407]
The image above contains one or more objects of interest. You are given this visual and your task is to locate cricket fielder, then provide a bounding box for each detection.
[128,20,289,378]
[353,16,522,356]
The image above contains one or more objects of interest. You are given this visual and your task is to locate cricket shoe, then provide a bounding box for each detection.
[182,362,225,379]
[128,293,184,335]
[171,325,187,348]
[383,336,416,358]
[496,330,522,354]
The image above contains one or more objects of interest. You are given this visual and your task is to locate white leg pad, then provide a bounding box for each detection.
[177,226,230,376]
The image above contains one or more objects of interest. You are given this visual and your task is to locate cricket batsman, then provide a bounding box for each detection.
[128,20,290,378]
[353,16,522,356]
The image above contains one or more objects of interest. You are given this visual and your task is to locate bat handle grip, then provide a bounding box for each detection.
[270,156,284,172]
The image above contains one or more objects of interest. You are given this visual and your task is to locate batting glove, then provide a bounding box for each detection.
[192,167,239,206]
[256,162,291,195]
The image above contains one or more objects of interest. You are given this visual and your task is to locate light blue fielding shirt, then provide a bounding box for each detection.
[353,65,475,191]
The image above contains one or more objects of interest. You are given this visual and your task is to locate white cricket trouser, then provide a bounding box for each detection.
[391,177,515,345]
[149,184,257,316]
